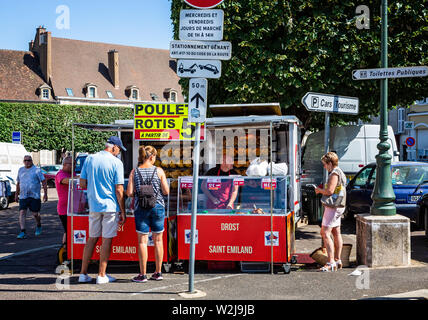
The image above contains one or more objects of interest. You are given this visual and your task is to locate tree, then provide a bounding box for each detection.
[0,103,133,153]
[170,0,428,131]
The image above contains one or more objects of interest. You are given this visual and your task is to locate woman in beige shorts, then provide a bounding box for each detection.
[315,152,346,272]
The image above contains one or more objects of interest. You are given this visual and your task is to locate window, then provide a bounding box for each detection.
[132,89,139,100]
[170,91,177,102]
[89,87,96,98]
[66,88,74,97]
[106,91,114,99]
[42,89,50,99]
[353,167,374,187]
[397,108,405,133]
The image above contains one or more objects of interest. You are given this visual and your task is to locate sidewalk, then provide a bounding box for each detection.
[0,190,426,300]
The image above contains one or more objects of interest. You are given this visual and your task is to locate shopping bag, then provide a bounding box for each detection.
[246,157,268,176]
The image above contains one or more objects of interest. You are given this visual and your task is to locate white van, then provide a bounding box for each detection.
[0,142,30,195]
[301,125,399,185]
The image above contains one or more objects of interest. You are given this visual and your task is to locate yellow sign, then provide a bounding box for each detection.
[134,104,205,141]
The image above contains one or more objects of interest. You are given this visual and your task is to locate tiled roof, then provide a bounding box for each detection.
[0,50,51,101]
[50,37,183,101]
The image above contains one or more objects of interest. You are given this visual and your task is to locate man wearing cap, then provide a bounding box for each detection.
[78,136,127,284]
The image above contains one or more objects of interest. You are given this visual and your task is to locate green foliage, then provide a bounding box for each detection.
[170,0,428,130]
[0,103,133,152]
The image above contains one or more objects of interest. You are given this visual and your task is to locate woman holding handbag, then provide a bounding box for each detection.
[315,152,347,272]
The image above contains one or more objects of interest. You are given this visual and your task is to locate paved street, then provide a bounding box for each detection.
[0,188,427,301]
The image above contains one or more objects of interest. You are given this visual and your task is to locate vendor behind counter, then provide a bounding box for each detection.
[201,155,239,210]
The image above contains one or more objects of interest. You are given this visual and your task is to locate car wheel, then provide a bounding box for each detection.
[0,196,9,210]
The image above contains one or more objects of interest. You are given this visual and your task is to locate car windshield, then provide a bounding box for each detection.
[391,165,428,185]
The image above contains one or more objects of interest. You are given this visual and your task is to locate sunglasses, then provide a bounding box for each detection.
[24,159,32,162]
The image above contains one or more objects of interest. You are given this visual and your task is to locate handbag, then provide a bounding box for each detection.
[320,167,346,208]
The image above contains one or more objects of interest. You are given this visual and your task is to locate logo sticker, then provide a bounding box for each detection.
[73,230,86,244]
[264,231,279,246]
[185,229,198,244]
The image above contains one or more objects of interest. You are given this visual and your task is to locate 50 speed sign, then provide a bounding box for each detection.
[184,0,224,9]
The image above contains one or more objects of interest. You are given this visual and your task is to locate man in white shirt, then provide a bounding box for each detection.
[15,155,47,239]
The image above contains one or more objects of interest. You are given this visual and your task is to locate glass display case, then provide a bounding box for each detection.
[177,176,289,215]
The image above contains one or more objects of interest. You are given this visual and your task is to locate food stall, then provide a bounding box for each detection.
[66,103,303,273]
[176,176,296,272]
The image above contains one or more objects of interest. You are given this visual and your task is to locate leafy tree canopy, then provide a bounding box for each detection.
[170,0,427,131]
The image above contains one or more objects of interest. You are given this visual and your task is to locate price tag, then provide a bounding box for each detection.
[233,178,245,186]
[180,177,193,189]
[261,178,277,190]
[207,178,221,190]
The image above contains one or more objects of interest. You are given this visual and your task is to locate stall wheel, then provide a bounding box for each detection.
[163,263,172,273]
[291,255,298,265]
[283,263,291,274]
[56,243,67,265]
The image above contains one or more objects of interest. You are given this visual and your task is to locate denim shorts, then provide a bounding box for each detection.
[19,198,41,212]
[134,203,165,234]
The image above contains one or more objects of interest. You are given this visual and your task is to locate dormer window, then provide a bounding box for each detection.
[126,85,139,100]
[38,84,52,100]
[170,91,177,102]
[132,89,139,100]
[164,88,178,102]
[85,83,97,98]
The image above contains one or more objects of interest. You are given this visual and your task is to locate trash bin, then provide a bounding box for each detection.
[301,184,323,225]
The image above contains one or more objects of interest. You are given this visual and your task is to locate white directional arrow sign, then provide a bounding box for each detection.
[189,78,208,123]
[301,92,359,115]
[352,66,428,80]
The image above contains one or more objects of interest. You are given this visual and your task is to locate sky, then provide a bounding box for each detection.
[0,0,174,51]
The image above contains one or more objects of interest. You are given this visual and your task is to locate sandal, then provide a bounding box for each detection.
[335,259,343,269]
[320,262,337,272]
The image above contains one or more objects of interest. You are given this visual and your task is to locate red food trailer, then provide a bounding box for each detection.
[65,103,302,274]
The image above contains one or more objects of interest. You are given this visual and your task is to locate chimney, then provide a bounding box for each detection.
[108,50,119,89]
[29,40,34,51]
[32,26,52,83]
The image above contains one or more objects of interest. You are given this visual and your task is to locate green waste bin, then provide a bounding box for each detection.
[301,185,323,225]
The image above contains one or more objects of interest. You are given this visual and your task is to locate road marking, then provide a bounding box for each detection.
[130,273,242,296]
[0,244,60,261]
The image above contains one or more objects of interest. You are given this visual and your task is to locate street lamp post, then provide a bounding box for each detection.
[370,0,396,216]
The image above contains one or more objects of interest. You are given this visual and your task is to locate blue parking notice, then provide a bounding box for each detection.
[12,131,21,144]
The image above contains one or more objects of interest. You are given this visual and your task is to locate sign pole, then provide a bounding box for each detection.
[371,0,396,216]
[188,123,201,293]
[323,113,330,186]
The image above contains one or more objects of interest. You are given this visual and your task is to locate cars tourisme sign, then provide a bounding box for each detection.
[184,0,224,9]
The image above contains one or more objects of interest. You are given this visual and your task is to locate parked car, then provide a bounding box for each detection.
[346,161,428,223]
[416,194,428,237]
[40,165,62,188]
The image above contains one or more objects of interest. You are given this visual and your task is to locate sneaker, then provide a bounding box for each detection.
[17,231,27,239]
[96,274,116,284]
[150,272,163,281]
[78,274,93,283]
[35,226,42,236]
[131,274,148,283]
